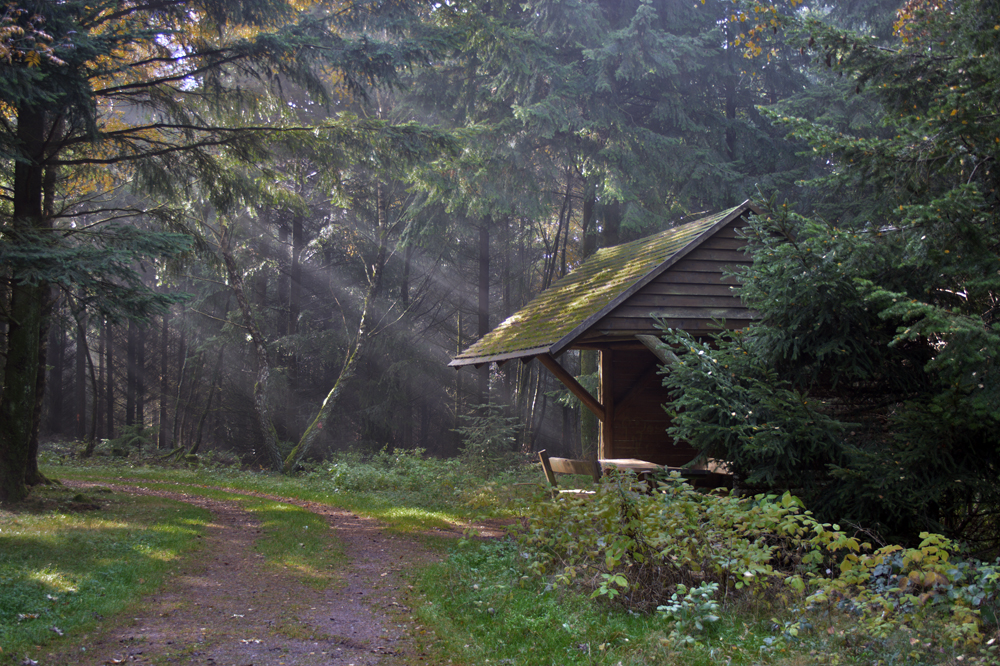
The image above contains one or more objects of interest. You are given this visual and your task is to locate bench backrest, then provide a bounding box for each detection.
[538,449,602,486]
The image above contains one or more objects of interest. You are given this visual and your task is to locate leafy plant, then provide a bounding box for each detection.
[656,582,721,647]
[520,472,1000,654]
[104,424,158,457]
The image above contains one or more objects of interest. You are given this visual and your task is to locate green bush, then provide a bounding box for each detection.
[518,473,1000,654]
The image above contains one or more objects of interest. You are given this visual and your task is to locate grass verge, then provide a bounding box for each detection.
[0,485,209,665]
[413,537,786,666]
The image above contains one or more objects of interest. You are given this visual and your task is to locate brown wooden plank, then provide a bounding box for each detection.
[671,258,750,273]
[600,349,615,459]
[596,312,754,329]
[537,353,605,419]
[684,248,751,263]
[614,296,746,314]
[696,236,748,251]
[634,283,736,297]
[657,270,742,285]
[625,291,741,306]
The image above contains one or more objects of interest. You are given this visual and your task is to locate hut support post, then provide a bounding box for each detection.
[599,349,614,458]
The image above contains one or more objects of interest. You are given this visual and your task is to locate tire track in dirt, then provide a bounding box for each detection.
[48,481,457,666]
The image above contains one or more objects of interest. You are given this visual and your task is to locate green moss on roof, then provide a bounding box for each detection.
[452,205,745,365]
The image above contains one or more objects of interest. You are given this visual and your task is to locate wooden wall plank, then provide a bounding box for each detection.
[637,283,736,297]
[625,291,741,306]
[657,270,743,285]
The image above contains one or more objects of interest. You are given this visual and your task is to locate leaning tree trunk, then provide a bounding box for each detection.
[281,291,372,473]
[282,180,391,473]
[218,225,284,471]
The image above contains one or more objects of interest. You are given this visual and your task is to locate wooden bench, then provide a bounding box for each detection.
[537,450,601,493]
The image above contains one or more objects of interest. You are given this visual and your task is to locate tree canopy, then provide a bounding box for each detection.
[662,0,1000,546]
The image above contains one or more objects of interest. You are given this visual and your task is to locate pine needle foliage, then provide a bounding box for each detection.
[660,0,1000,548]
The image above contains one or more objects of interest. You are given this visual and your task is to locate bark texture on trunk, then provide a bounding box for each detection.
[0,104,46,502]
[219,227,284,471]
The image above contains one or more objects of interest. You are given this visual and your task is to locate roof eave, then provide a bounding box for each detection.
[447,345,554,368]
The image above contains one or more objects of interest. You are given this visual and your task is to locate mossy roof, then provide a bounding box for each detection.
[450,202,754,367]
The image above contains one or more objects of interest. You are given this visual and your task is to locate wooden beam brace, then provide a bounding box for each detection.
[537,353,604,420]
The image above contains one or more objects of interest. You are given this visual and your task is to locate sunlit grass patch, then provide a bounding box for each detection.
[413,538,663,665]
[0,486,208,665]
[366,505,458,532]
[48,446,541,529]
[92,480,349,589]
[249,499,344,589]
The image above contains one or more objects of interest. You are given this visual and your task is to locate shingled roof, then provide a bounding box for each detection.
[450,201,756,367]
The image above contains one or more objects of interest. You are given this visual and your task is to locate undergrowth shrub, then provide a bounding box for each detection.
[519,472,1000,655]
[454,404,524,477]
[299,447,535,513]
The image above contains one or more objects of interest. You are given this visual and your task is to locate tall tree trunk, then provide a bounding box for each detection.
[78,318,100,455]
[75,319,87,440]
[724,23,737,162]
[105,319,115,440]
[25,291,54,486]
[581,181,598,259]
[0,104,46,502]
[277,223,289,339]
[477,219,490,407]
[158,311,169,449]
[136,323,145,427]
[96,319,105,439]
[190,345,226,456]
[400,245,414,450]
[178,350,205,447]
[170,325,186,449]
[0,281,46,501]
[47,320,65,433]
[125,320,136,426]
[290,216,302,339]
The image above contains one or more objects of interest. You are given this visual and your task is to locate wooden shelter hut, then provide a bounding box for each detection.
[449,201,761,466]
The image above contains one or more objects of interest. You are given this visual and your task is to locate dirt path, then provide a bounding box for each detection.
[47,481,488,666]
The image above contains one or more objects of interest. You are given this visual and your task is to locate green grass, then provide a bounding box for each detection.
[84,480,348,588]
[412,538,786,666]
[0,485,209,665]
[5,445,531,662]
[46,446,537,533]
[23,450,998,666]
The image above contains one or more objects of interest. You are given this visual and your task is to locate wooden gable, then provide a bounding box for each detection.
[575,216,754,345]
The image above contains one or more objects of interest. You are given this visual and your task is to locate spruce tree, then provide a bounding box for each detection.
[0,0,439,500]
[663,0,1000,545]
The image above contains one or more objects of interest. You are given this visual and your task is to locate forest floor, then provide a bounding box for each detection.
[45,480,508,666]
